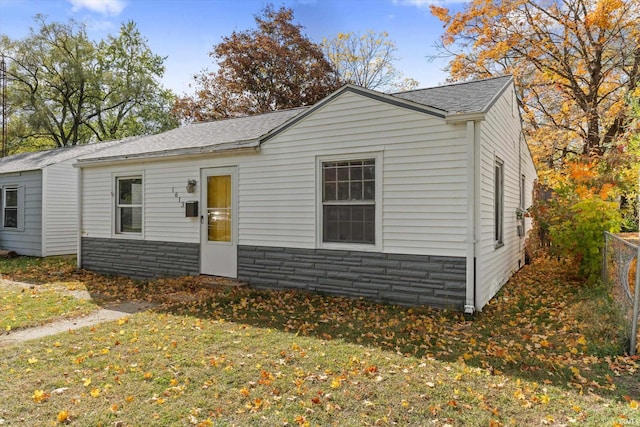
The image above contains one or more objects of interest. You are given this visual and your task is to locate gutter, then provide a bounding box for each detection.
[74,144,259,168]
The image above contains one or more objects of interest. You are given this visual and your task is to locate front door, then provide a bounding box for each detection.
[200,167,237,278]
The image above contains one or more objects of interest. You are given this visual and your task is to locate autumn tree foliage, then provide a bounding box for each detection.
[1,16,176,151]
[431,0,639,274]
[173,6,341,122]
[321,30,418,93]
[430,0,640,172]
[527,162,622,282]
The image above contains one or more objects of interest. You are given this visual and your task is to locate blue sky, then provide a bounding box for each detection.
[0,0,467,95]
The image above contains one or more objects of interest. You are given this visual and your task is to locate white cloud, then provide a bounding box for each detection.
[88,19,117,32]
[68,0,126,16]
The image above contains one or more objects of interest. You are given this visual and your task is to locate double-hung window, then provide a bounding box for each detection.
[322,159,376,244]
[494,158,504,246]
[116,176,142,234]
[3,187,18,229]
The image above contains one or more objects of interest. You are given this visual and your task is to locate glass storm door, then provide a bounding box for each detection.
[200,167,237,278]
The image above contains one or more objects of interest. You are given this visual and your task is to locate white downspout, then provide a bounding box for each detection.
[41,168,48,257]
[76,166,83,268]
[464,120,476,314]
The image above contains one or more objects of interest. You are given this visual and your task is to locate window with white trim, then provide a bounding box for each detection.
[494,158,504,246]
[3,187,18,229]
[116,176,142,234]
[322,159,375,244]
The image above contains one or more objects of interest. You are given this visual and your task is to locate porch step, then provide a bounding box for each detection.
[198,275,248,288]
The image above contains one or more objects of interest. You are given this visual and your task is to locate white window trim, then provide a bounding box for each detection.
[112,173,144,238]
[1,185,23,232]
[2,187,17,229]
[316,152,383,252]
[494,157,504,248]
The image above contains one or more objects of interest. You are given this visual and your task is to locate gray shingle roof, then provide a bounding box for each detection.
[76,76,514,164]
[78,107,309,162]
[0,139,123,174]
[392,75,513,114]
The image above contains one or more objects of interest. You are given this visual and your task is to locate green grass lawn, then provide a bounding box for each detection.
[0,256,638,426]
[0,255,98,331]
[0,285,97,332]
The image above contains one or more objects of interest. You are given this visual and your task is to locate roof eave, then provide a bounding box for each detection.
[75,140,260,168]
[444,112,487,124]
[0,167,41,175]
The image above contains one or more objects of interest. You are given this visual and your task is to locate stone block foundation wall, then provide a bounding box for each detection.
[81,237,200,279]
[238,245,466,309]
[80,239,466,309]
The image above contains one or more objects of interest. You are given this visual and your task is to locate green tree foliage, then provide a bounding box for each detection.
[173,5,341,122]
[612,91,640,230]
[321,30,418,93]
[87,21,177,142]
[549,194,621,283]
[527,162,622,283]
[1,15,177,151]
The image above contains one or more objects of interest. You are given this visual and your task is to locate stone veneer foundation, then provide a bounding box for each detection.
[81,237,200,279]
[238,245,466,309]
[81,239,467,309]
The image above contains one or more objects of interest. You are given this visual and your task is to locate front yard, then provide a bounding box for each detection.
[0,256,638,426]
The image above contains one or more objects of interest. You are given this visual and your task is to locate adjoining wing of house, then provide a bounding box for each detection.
[76,76,537,312]
[0,140,124,257]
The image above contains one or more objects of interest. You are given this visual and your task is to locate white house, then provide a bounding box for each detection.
[75,76,537,312]
[0,141,120,257]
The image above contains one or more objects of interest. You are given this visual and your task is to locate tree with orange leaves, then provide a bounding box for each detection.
[431,0,640,172]
[433,0,639,268]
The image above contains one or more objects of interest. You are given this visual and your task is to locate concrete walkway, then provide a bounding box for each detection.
[0,279,155,346]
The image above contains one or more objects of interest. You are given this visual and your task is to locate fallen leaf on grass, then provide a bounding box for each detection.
[32,389,50,403]
[56,410,69,423]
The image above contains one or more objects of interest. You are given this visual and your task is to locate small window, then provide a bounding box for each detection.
[322,159,375,244]
[494,159,504,246]
[3,188,18,228]
[116,176,142,234]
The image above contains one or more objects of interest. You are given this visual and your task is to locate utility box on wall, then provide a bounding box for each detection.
[185,201,198,217]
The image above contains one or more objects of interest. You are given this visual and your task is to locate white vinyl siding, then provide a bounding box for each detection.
[42,162,80,256]
[258,92,468,256]
[80,91,469,257]
[475,85,537,310]
[0,142,132,258]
